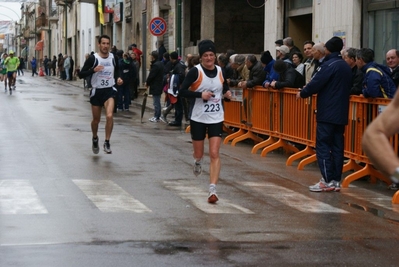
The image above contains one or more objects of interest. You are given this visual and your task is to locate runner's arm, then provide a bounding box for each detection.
[78,55,96,79]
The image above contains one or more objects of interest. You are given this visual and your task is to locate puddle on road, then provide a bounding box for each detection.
[53,106,78,111]
[345,202,399,224]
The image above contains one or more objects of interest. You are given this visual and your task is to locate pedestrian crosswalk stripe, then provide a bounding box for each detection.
[73,180,152,213]
[240,181,349,214]
[164,180,254,214]
[0,180,48,214]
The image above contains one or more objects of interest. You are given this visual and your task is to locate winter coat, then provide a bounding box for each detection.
[246,61,267,88]
[299,52,352,125]
[274,64,305,89]
[361,62,396,98]
[146,60,164,96]
[118,58,136,84]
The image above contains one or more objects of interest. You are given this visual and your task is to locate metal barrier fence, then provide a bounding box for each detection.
[222,86,399,204]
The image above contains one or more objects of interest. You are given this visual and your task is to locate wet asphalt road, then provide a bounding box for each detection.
[1,74,399,266]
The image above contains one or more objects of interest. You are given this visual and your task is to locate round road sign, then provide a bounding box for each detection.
[149,17,167,36]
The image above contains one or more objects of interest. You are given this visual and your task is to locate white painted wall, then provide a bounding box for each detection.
[263,0,284,53]
[79,3,96,68]
[313,0,361,47]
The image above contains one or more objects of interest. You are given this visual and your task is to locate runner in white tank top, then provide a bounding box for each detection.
[179,40,233,204]
[78,35,123,154]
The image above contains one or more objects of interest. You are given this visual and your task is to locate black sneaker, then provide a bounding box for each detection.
[103,141,112,154]
[92,137,99,154]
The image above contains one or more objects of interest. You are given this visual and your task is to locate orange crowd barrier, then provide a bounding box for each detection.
[219,86,399,204]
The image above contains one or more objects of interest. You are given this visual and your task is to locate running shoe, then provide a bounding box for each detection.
[193,160,202,176]
[208,186,218,204]
[309,178,335,192]
[149,117,160,122]
[103,141,112,154]
[12,85,16,90]
[92,137,99,154]
[331,180,341,192]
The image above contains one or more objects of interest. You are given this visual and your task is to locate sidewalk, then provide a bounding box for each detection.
[41,72,161,112]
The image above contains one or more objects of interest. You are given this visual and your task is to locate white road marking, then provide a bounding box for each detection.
[164,180,254,214]
[241,181,349,214]
[73,180,151,213]
[0,180,48,214]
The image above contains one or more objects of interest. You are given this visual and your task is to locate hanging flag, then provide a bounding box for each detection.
[98,0,104,25]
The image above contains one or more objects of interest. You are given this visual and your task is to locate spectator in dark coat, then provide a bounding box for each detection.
[69,56,74,80]
[356,48,397,99]
[297,36,352,192]
[145,51,165,122]
[167,51,187,127]
[283,37,301,58]
[117,52,136,111]
[237,54,266,123]
[270,60,305,89]
[51,55,57,76]
[238,54,266,89]
[341,47,363,95]
[58,53,65,80]
[43,55,50,76]
[385,49,399,87]
[157,41,167,62]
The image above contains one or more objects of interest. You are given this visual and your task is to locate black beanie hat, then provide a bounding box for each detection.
[325,36,344,53]
[170,51,178,60]
[273,59,288,73]
[198,39,216,57]
[260,51,273,65]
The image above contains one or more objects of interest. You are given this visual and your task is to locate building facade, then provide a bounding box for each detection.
[9,0,399,76]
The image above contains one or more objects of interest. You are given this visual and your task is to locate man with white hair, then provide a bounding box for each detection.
[385,49,399,87]
[228,54,249,87]
[283,37,301,57]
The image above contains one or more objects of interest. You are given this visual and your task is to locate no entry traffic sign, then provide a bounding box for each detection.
[149,17,167,36]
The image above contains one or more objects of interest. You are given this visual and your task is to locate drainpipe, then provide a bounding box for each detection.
[176,0,182,57]
[64,5,67,54]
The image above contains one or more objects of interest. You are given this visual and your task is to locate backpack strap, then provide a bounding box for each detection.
[366,67,388,98]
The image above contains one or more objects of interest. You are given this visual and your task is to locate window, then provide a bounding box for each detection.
[369,9,399,63]
[288,0,312,10]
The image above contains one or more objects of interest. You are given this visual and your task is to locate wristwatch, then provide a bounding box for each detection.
[390,167,399,183]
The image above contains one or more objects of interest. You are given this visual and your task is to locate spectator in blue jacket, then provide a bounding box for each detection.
[296,36,352,193]
[260,50,279,88]
[356,48,396,99]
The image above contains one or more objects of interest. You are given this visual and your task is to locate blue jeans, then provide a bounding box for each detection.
[152,94,161,119]
[65,67,70,80]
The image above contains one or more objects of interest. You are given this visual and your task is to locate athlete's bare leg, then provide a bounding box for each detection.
[103,97,115,141]
[91,105,102,138]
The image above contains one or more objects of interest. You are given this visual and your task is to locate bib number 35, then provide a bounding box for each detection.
[100,79,110,86]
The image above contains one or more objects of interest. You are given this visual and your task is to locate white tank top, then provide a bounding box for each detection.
[190,64,224,124]
[91,53,115,89]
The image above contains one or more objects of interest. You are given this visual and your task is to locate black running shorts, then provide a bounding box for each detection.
[89,87,117,106]
[190,120,223,141]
